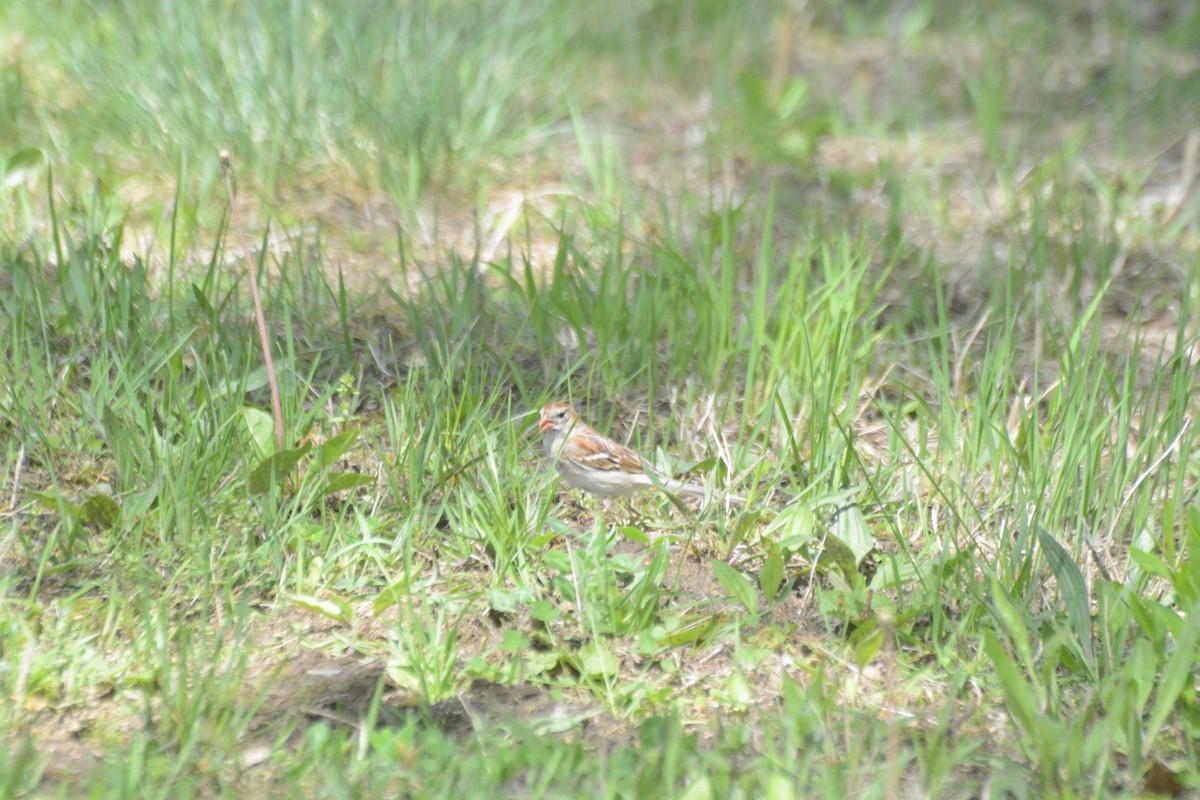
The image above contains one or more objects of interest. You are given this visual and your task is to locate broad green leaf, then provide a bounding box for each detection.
[653,613,722,648]
[619,525,650,545]
[982,629,1045,741]
[373,590,399,615]
[212,363,274,399]
[729,508,766,551]
[191,283,216,321]
[989,577,1034,674]
[242,405,277,459]
[528,531,558,548]
[247,444,311,495]
[1128,548,1172,580]
[761,540,784,603]
[373,579,418,615]
[318,429,360,468]
[725,671,753,708]
[870,558,925,590]
[3,147,45,188]
[79,494,120,529]
[765,773,796,800]
[832,503,875,566]
[520,649,562,679]
[545,518,576,541]
[777,77,809,120]
[812,531,858,584]
[529,600,560,624]
[1035,524,1094,669]
[499,630,530,652]
[32,492,81,516]
[287,593,353,624]
[681,777,713,800]
[487,587,533,615]
[712,558,758,615]
[541,548,572,574]
[853,622,884,668]
[578,641,619,678]
[321,471,374,496]
[1124,593,1177,645]
[774,503,816,546]
[1142,598,1200,753]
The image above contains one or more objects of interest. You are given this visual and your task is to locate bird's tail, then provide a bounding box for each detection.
[663,477,747,507]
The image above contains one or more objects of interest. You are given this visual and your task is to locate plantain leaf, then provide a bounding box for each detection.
[760,540,784,603]
[32,492,81,516]
[79,494,121,529]
[982,629,1047,741]
[1035,523,1095,670]
[321,471,374,496]
[318,429,360,468]
[814,531,858,584]
[191,282,216,321]
[242,405,277,459]
[853,622,884,668]
[832,503,875,566]
[247,444,311,495]
[287,592,353,624]
[1128,548,1172,580]
[578,641,619,678]
[619,525,650,545]
[713,558,758,615]
[989,577,1034,674]
[653,613,722,648]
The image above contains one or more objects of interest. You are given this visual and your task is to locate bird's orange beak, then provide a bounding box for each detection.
[538,415,553,433]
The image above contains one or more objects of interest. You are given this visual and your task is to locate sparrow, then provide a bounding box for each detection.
[537,401,743,504]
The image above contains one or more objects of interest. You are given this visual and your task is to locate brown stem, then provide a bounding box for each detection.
[220,151,285,452]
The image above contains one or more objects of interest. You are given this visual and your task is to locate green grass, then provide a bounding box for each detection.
[3,0,1200,797]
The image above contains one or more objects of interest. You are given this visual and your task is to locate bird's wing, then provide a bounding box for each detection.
[564,431,649,475]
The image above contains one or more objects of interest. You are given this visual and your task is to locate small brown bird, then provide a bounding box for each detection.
[538,402,743,504]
